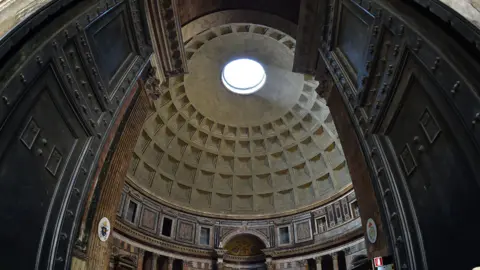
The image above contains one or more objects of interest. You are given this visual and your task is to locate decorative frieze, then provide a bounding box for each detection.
[118,182,360,255]
[146,0,187,78]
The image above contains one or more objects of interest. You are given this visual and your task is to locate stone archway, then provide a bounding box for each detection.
[297,0,480,269]
[219,233,269,270]
[220,229,271,249]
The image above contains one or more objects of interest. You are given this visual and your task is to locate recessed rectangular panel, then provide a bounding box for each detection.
[176,219,195,243]
[0,68,90,268]
[419,108,441,143]
[294,219,312,242]
[140,207,158,231]
[336,1,373,80]
[87,3,134,93]
[63,40,104,121]
[381,54,480,268]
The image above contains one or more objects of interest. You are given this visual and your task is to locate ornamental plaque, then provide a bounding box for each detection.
[366,218,377,244]
[98,217,111,242]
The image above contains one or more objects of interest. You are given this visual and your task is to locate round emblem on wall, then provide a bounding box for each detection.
[98,217,111,242]
[366,218,377,244]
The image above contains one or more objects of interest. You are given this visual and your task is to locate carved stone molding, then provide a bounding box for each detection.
[115,221,214,258]
[144,66,168,101]
[215,248,227,258]
[146,0,187,78]
[297,259,308,267]
[224,254,265,263]
[219,228,271,248]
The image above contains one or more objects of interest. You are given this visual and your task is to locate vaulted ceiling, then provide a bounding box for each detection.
[176,0,300,25]
[126,3,352,218]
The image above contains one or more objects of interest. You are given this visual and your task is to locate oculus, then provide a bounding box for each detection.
[222,58,266,95]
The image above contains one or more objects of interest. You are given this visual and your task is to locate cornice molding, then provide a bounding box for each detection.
[146,0,187,78]
[115,218,363,259]
[115,220,214,258]
[269,228,363,258]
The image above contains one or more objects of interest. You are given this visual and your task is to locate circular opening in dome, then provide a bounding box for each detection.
[222,58,266,95]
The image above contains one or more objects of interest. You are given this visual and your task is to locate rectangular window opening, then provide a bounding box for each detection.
[352,201,360,218]
[279,227,290,244]
[126,201,137,223]
[162,217,173,237]
[200,227,210,245]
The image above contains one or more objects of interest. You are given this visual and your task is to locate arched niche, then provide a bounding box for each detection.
[219,229,271,249]
[223,234,267,257]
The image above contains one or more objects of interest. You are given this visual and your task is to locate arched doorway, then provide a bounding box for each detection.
[223,234,267,269]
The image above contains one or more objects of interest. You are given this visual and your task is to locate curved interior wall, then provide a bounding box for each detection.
[0,0,54,37]
[112,181,364,269]
[128,19,354,219]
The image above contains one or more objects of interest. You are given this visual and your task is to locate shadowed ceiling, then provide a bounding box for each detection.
[176,0,300,25]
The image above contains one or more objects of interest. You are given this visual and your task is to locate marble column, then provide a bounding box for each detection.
[137,250,145,270]
[152,254,158,270]
[109,255,115,270]
[298,260,308,269]
[168,257,174,270]
[183,260,189,270]
[216,258,224,270]
[315,256,322,270]
[265,257,274,270]
[215,248,226,270]
[332,253,339,270]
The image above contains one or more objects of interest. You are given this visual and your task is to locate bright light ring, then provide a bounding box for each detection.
[222,58,266,95]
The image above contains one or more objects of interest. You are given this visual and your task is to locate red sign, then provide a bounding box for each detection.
[374,257,383,267]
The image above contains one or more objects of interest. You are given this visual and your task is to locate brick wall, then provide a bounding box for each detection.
[326,85,389,257]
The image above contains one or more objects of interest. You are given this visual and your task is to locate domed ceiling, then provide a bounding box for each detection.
[127,23,352,218]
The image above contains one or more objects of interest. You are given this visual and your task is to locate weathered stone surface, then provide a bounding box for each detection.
[441,0,480,28]
[176,0,300,25]
[0,0,51,37]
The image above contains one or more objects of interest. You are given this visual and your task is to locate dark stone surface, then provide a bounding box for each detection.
[327,84,389,258]
[176,0,300,25]
[304,0,480,268]
[0,0,152,268]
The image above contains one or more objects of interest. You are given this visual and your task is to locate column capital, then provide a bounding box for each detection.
[136,250,145,270]
[266,261,275,270]
[297,259,308,267]
[167,257,174,270]
[332,252,339,270]
[316,255,323,270]
[215,248,227,258]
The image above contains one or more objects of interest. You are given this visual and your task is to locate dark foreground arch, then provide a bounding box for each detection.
[0,0,151,268]
[296,0,480,269]
[1,0,480,269]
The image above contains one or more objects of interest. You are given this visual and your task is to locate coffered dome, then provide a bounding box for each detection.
[128,23,352,218]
